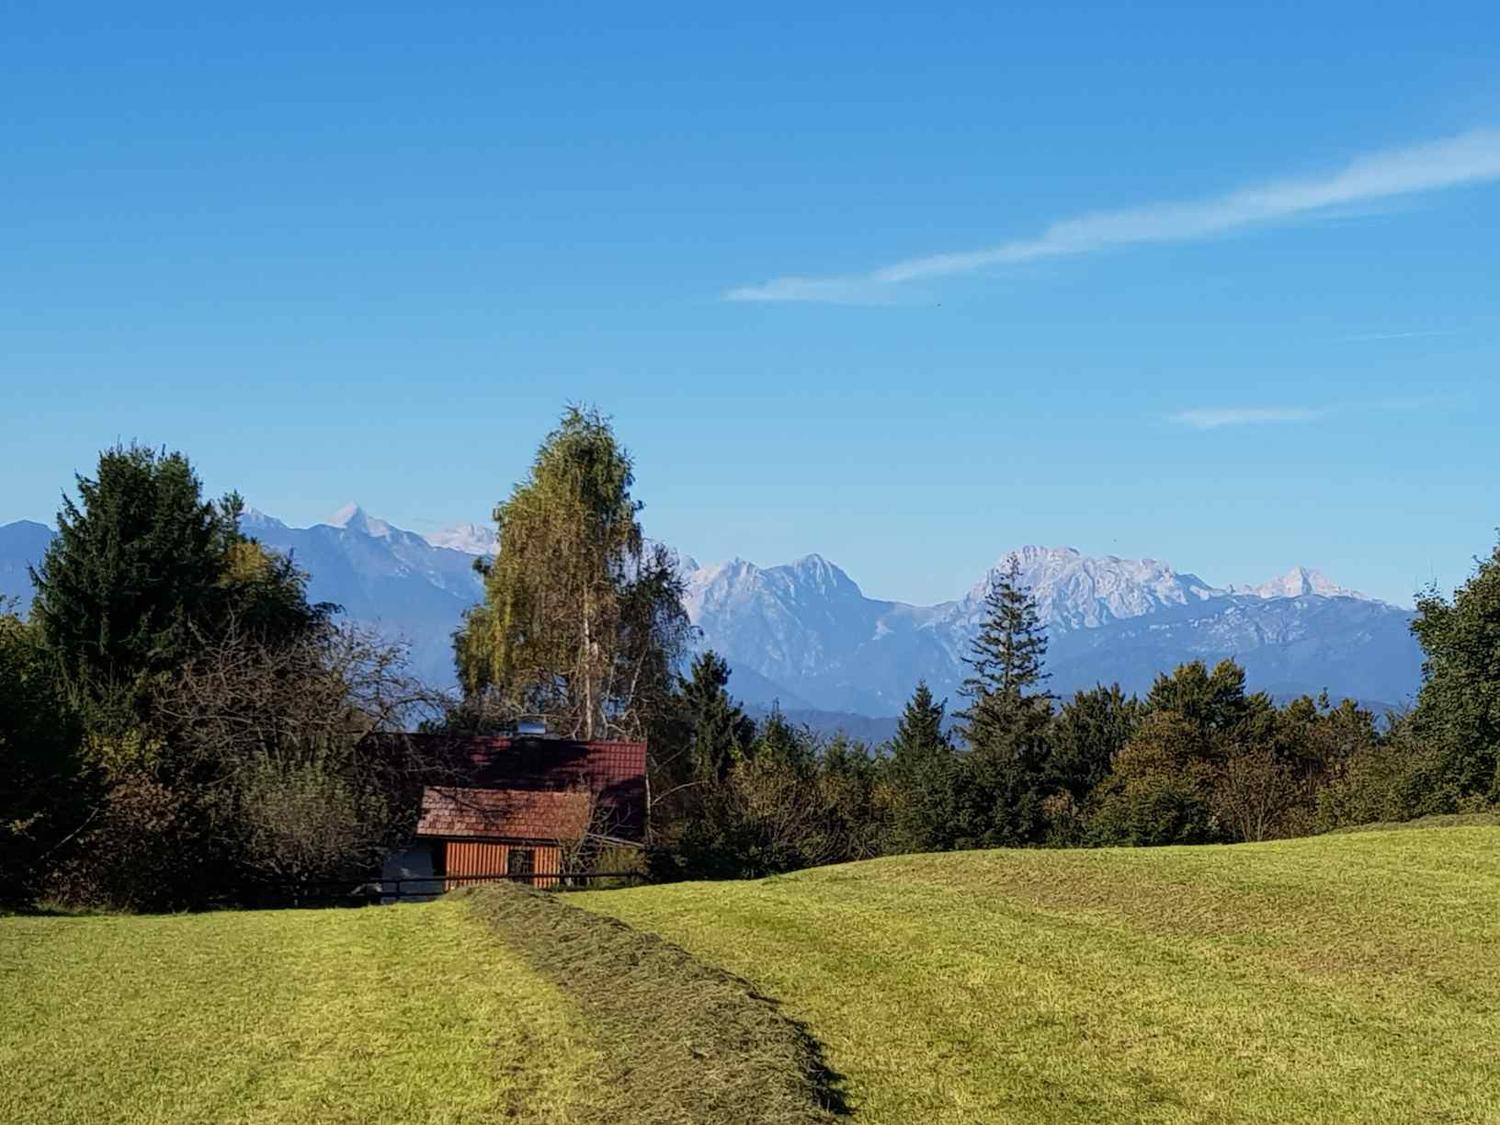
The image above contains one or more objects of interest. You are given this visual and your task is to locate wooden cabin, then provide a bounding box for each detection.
[381,735,647,892]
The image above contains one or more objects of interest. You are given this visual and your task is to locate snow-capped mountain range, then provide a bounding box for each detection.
[0,508,1423,722]
[423,521,498,556]
[679,547,1415,716]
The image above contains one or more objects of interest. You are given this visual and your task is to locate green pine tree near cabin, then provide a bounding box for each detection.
[681,650,754,785]
[28,443,324,732]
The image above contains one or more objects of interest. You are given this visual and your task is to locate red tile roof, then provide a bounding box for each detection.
[416,786,593,841]
[368,735,648,841]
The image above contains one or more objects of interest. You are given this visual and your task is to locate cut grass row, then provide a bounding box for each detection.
[577,826,1500,1124]
[0,886,842,1124]
[464,884,843,1123]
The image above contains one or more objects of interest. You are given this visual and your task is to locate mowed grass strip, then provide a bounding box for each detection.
[577,827,1500,1124]
[464,884,844,1124]
[0,898,606,1125]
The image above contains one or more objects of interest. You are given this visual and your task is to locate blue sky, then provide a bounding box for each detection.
[4,3,1498,606]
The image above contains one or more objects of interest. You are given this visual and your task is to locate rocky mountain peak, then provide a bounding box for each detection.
[325,503,395,540]
[425,522,497,556]
[1235,566,1363,601]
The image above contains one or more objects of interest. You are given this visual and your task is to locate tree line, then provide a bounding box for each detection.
[3,408,1498,907]
[1,446,446,909]
[647,554,1499,879]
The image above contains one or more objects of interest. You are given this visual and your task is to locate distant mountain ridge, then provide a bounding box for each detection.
[240,506,484,685]
[0,510,1422,725]
[682,547,1418,716]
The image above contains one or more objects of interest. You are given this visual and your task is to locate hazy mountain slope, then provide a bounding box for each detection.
[1047,593,1421,708]
[241,508,482,687]
[0,520,53,613]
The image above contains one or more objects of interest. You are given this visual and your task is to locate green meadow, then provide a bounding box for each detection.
[4,825,1498,1123]
[579,826,1500,1123]
[0,898,604,1125]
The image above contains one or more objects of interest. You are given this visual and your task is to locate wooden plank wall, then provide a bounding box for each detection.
[534,846,560,888]
[445,841,509,885]
[443,841,563,887]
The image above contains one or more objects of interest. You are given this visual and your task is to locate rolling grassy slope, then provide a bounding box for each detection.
[0,898,605,1125]
[578,827,1500,1124]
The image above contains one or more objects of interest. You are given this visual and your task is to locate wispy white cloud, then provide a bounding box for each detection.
[1336,329,1457,343]
[1169,396,1438,429]
[729,129,1500,303]
[1169,406,1327,429]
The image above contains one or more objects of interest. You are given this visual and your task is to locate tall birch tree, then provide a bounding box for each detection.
[455,407,691,740]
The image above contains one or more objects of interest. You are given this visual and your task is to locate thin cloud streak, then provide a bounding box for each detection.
[1337,329,1457,342]
[1170,406,1327,429]
[1169,396,1438,429]
[729,129,1500,303]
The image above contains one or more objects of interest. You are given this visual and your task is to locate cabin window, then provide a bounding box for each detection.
[507,847,535,877]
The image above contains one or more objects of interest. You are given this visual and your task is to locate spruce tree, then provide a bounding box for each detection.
[887,681,958,852]
[29,444,320,730]
[681,650,754,783]
[891,681,948,763]
[751,706,816,772]
[1410,540,1500,801]
[1050,684,1139,803]
[956,554,1052,752]
[951,555,1055,847]
[0,609,86,906]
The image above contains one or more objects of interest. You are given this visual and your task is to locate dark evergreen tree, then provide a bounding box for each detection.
[819,734,889,862]
[29,444,325,731]
[681,650,754,784]
[1085,659,1291,846]
[0,609,87,906]
[892,681,948,759]
[1143,658,1269,744]
[952,556,1056,847]
[956,555,1052,751]
[1050,684,1139,803]
[751,706,817,772]
[30,445,240,727]
[887,681,959,852]
[25,444,334,908]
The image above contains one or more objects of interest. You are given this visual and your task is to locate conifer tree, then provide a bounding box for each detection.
[949,556,1056,847]
[681,650,754,783]
[1410,540,1500,801]
[891,681,948,764]
[956,554,1052,752]
[752,706,816,772]
[887,681,958,852]
[29,444,323,730]
[1050,683,1138,802]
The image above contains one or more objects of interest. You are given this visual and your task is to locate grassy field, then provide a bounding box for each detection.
[578,826,1500,1124]
[6,827,1497,1124]
[0,898,605,1125]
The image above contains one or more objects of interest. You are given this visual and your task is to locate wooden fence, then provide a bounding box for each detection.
[230,869,646,909]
